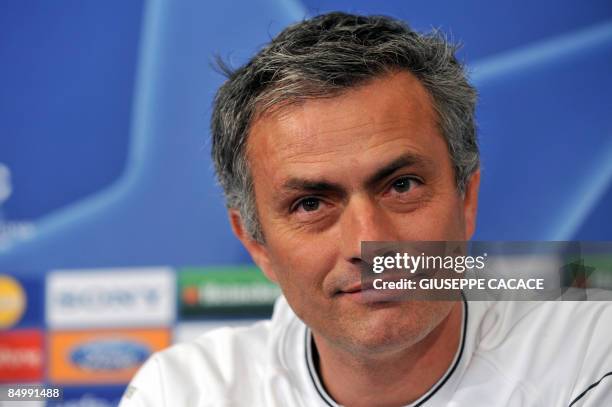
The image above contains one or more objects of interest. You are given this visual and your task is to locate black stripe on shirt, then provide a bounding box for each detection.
[413,297,468,407]
[305,329,336,406]
[569,371,612,407]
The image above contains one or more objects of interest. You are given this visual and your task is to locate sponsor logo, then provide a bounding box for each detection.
[46,268,175,328]
[0,274,26,329]
[49,329,170,384]
[178,266,280,318]
[0,329,44,382]
[70,339,150,371]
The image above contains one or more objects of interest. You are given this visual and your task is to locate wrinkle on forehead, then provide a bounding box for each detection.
[249,72,436,146]
[279,132,430,169]
[246,71,442,183]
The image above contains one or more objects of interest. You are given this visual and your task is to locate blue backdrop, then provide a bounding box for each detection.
[1,0,611,271]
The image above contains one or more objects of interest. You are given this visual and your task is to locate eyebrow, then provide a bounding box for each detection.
[278,152,432,198]
[364,153,430,190]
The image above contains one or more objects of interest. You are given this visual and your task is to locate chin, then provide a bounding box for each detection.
[341,300,454,354]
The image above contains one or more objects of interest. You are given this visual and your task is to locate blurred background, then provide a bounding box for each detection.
[0,0,611,404]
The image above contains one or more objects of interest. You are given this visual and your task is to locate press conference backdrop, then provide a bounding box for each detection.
[1,0,611,405]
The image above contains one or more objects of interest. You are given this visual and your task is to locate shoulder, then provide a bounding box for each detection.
[120,296,299,407]
[163,320,273,382]
[472,297,612,404]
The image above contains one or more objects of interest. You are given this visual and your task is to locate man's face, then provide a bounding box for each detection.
[233,71,479,354]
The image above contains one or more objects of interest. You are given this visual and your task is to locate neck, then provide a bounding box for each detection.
[312,301,464,407]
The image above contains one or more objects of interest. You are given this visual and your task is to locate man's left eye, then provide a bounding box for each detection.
[390,176,420,193]
[295,197,321,212]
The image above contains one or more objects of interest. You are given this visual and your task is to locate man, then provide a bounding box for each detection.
[121,12,612,406]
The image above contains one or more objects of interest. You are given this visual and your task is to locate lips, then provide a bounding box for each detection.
[339,272,425,294]
[340,282,363,294]
[336,272,430,304]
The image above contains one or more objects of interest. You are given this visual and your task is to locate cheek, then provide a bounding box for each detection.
[266,233,338,295]
[267,242,338,325]
[395,197,466,240]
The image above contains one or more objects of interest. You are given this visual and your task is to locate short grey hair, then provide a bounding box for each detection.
[211,12,479,242]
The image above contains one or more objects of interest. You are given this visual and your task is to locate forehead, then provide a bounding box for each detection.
[246,71,447,184]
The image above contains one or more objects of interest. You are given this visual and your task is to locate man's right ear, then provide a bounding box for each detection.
[228,209,278,284]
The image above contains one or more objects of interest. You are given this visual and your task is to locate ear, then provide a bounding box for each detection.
[462,169,480,240]
[228,209,278,284]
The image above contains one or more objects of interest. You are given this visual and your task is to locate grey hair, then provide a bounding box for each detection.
[211,12,479,242]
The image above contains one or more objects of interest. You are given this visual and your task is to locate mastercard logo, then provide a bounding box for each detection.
[0,275,26,329]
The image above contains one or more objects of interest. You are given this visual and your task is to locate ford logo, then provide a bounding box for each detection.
[70,339,150,371]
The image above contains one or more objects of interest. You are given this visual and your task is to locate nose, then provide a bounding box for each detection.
[339,195,399,264]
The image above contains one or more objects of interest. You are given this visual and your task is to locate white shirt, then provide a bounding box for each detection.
[120,295,612,406]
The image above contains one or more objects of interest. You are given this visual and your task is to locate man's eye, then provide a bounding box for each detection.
[295,197,320,212]
[391,176,419,193]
